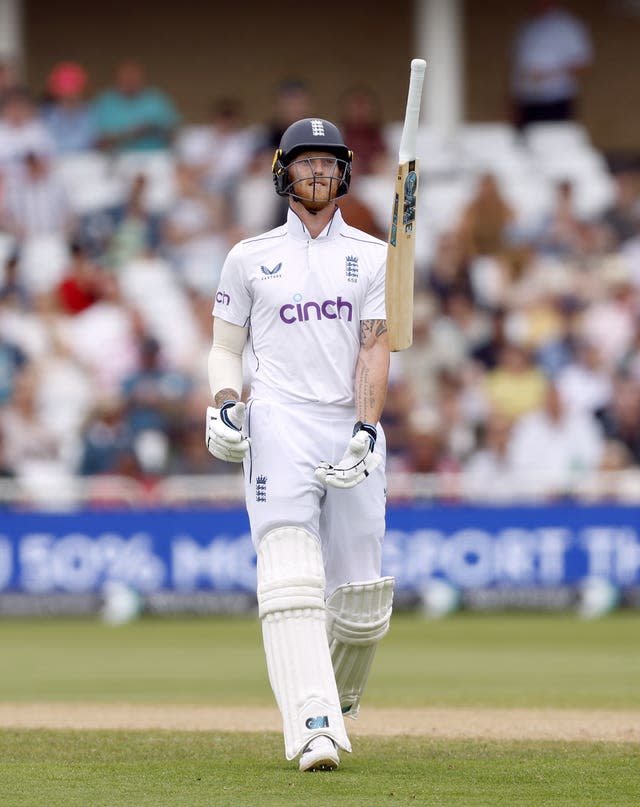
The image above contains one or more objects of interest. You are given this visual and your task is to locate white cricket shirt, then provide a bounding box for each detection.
[213,206,386,406]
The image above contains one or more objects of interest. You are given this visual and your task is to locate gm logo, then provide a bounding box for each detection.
[215,290,230,305]
[305,715,329,729]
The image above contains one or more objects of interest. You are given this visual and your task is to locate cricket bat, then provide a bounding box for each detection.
[385,58,426,352]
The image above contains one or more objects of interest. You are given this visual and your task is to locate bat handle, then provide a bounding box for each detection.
[399,58,426,164]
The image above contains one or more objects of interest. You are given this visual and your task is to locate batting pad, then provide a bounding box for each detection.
[326,576,395,718]
[257,527,351,760]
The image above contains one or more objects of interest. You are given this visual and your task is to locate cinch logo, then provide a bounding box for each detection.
[215,290,230,305]
[305,715,329,729]
[279,295,353,324]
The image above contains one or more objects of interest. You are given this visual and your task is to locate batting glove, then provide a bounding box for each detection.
[206,401,250,462]
[315,422,381,489]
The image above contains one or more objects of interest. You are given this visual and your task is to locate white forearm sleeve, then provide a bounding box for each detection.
[208,318,248,399]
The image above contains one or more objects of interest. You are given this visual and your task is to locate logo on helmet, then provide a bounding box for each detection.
[310,119,326,136]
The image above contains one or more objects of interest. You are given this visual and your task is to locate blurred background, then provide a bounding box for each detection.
[1,0,639,620]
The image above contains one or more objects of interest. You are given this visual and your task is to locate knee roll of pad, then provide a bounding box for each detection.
[257,526,326,617]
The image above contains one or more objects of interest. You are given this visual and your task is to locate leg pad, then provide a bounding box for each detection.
[257,527,351,759]
[326,576,394,718]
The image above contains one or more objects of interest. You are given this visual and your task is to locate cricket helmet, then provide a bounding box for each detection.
[272,117,353,199]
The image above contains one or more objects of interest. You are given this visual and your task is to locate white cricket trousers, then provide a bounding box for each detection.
[243,399,386,596]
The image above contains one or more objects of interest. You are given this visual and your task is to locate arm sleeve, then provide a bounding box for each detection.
[208,318,248,400]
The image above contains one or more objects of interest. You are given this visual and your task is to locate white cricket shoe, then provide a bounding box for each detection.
[298,735,340,772]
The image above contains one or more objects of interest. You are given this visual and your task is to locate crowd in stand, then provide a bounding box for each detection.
[0,57,639,504]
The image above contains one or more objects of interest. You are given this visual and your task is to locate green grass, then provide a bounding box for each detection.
[0,730,638,807]
[0,612,638,708]
[0,612,639,805]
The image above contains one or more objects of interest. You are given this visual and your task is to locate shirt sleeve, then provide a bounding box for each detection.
[361,256,386,321]
[212,244,252,326]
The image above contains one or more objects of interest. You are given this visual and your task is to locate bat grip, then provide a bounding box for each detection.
[398,59,426,164]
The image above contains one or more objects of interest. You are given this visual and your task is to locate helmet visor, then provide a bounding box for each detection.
[284,155,349,205]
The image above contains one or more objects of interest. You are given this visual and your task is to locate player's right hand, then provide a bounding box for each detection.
[206,402,250,462]
[315,422,381,489]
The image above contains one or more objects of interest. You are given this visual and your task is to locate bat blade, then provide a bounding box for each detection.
[386,58,426,352]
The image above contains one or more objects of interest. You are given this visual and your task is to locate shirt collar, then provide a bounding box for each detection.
[286,205,344,241]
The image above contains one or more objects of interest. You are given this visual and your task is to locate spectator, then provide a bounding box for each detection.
[56,240,104,314]
[510,0,593,129]
[60,270,140,396]
[0,364,64,476]
[232,142,284,238]
[534,293,585,378]
[107,174,157,269]
[120,334,192,438]
[380,373,414,466]
[41,61,96,153]
[1,151,75,240]
[0,249,30,308]
[436,369,479,463]
[532,179,586,259]
[168,389,222,476]
[392,292,443,407]
[596,373,640,465]
[555,336,612,416]
[425,229,472,301]
[401,408,461,476]
[471,306,511,371]
[455,172,515,264]
[34,329,96,468]
[599,169,640,248]
[175,96,258,197]
[481,341,549,421]
[0,87,55,178]
[77,395,135,475]
[507,381,604,498]
[337,85,389,177]
[263,77,314,150]
[92,60,180,153]
[463,411,517,501]
[0,288,56,362]
[161,161,232,295]
[0,330,27,403]
[168,415,214,475]
[579,257,637,371]
[441,288,493,356]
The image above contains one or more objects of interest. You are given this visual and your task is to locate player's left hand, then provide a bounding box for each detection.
[315,422,381,489]
[206,402,250,462]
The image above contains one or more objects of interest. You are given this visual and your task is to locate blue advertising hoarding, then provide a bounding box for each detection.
[1,505,639,602]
